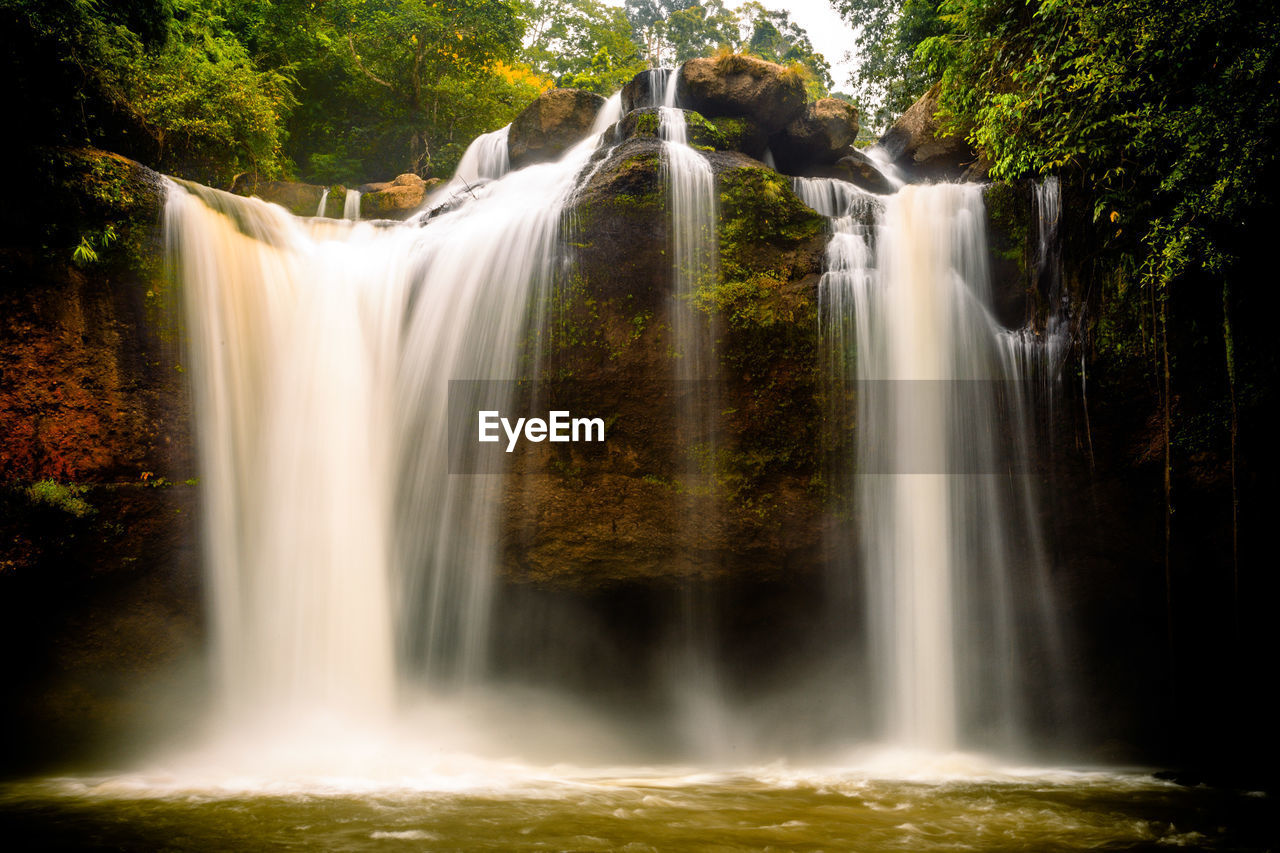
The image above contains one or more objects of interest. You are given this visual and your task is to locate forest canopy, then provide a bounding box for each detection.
[6,0,835,186]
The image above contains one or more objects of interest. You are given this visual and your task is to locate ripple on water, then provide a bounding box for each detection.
[0,760,1266,852]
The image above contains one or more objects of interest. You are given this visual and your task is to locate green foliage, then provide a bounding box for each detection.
[919,0,1279,295]
[301,0,538,179]
[830,0,943,126]
[518,0,648,94]
[4,0,294,185]
[71,224,117,266]
[26,481,96,519]
[736,2,833,98]
[625,0,736,65]
[137,2,296,183]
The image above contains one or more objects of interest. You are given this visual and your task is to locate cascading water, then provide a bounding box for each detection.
[656,99,728,757]
[343,189,361,220]
[168,110,621,743]
[165,65,1065,766]
[452,124,511,185]
[315,187,329,218]
[798,176,1064,754]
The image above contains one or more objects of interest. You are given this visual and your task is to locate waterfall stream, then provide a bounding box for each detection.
[343,189,361,220]
[168,114,620,738]
[797,176,1065,754]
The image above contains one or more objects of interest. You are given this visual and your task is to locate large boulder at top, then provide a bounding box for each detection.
[676,54,806,133]
[358,173,440,220]
[770,98,860,174]
[621,68,675,113]
[877,82,978,181]
[508,88,607,169]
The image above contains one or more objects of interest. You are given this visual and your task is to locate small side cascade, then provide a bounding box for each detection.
[455,124,512,184]
[315,188,329,218]
[343,189,361,220]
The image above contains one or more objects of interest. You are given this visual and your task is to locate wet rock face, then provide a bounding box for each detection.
[802,148,897,196]
[677,55,807,133]
[877,83,978,182]
[500,138,836,589]
[770,98,861,174]
[508,88,608,169]
[230,175,327,216]
[3,149,188,484]
[2,148,202,770]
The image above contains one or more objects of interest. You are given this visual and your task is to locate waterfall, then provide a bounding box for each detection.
[315,187,329,218]
[657,100,727,756]
[799,177,1063,754]
[343,189,361,220]
[453,125,511,185]
[642,67,677,108]
[167,110,616,733]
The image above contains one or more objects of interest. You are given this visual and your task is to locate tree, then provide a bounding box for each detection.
[3,0,294,185]
[623,0,736,67]
[518,0,648,94]
[829,0,942,126]
[737,2,833,97]
[317,0,532,176]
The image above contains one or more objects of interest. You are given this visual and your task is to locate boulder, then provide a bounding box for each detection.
[770,98,860,173]
[621,68,675,112]
[677,54,806,133]
[877,82,977,181]
[508,88,607,169]
[358,173,439,220]
[505,137,833,587]
[708,115,769,160]
[230,176,327,217]
[802,148,897,195]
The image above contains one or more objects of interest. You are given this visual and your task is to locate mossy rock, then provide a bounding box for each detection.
[715,164,827,270]
[707,116,769,160]
[615,107,728,152]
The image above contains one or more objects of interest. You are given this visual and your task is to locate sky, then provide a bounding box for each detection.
[766,0,860,90]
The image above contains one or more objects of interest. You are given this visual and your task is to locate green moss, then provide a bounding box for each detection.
[707,116,762,156]
[26,480,95,518]
[718,167,826,256]
[690,165,832,514]
[634,111,660,136]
